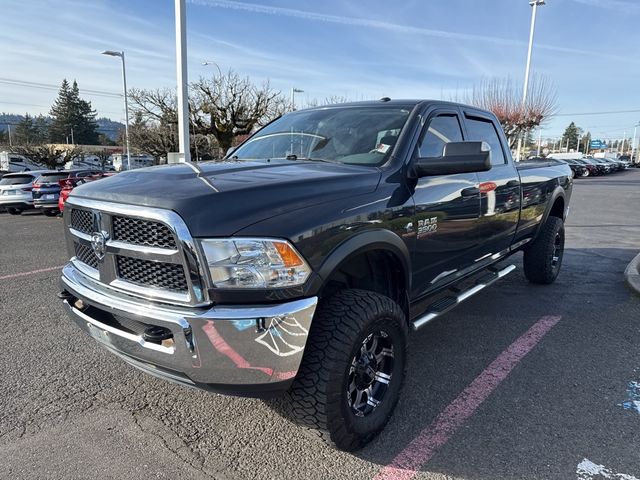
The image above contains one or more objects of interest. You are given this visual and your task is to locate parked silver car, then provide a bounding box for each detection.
[0,170,52,215]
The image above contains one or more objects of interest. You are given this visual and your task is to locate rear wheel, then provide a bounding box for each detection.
[7,208,21,215]
[524,216,565,284]
[282,289,407,451]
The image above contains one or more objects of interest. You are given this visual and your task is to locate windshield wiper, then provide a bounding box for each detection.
[285,154,334,163]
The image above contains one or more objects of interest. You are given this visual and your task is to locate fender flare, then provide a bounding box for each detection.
[315,229,411,292]
[532,186,566,241]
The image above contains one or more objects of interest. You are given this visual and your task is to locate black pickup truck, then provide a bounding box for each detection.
[59,99,572,451]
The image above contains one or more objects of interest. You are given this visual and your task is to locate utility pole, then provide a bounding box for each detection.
[175,0,191,162]
[537,129,542,156]
[7,124,12,148]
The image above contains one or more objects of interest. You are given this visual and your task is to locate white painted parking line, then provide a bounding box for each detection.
[0,265,64,281]
[576,458,639,480]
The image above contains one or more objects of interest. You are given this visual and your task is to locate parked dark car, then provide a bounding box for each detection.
[575,158,606,175]
[33,170,103,216]
[556,159,587,178]
[59,99,572,451]
[600,158,625,171]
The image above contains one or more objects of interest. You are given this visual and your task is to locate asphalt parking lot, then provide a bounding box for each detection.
[1,170,639,480]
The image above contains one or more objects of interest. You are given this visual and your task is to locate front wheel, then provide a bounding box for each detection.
[283,289,407,451]
[523,216,565,284]
[581,169,590,177]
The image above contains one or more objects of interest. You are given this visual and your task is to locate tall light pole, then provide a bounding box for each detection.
[175,0,190,162]
[291,87,303,110]
[101,50,131,171]
[516,0,546,162]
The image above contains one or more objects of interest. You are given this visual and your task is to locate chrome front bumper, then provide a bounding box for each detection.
[60,263,318,396]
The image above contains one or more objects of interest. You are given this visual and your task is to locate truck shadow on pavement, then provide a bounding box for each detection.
[349,247,640,480]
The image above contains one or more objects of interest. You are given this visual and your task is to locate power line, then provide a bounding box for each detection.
[0,77,122,99]
[556,108,640,117]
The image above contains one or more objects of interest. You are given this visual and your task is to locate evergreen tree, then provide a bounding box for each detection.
[561,122,582,151]
[14,114,37,145]
[49,79,99,144]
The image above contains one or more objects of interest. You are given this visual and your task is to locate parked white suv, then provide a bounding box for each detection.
[0,171,51,215]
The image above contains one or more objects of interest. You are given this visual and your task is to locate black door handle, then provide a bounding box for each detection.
[461,186,480,197]
[506,180,521,187]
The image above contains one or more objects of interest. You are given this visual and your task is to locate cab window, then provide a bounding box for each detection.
[417,114,463,158]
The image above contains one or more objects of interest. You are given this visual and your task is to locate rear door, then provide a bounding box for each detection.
[409,107,482,299]
[462,110,520,257]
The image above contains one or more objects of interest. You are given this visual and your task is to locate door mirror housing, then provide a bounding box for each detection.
[415,141,492,177]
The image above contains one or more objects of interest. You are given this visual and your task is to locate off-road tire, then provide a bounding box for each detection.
[524,216,565,284]
[283,289,407,451]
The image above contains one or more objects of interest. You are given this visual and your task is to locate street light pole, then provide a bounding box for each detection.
[516,0,545,162]
[101,50,131,171]
[175,0,191,162]
[632,123,640,163]
[202,61,222,77]
[291,88,303,110]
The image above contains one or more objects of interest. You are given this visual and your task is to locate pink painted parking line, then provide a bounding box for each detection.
[0,265,65,281]
[373,315,562,480]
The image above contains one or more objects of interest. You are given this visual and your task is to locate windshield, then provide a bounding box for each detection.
[231,106,412,166]
[0,175,34,185]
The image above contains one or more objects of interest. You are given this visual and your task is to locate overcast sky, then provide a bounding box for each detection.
[2,0,640,140]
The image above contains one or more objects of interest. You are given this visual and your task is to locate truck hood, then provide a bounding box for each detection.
[70,159,381,236]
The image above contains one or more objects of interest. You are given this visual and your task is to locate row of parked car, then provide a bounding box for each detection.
[0,169,115,216]
[554,157,633,178]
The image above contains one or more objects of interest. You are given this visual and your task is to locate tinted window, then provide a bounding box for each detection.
[418,114,463,158]
[464,116,506,165]
[0,175,34,185]
[36,173,70,183]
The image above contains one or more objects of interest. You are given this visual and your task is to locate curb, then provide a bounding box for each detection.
[624,252,640,295]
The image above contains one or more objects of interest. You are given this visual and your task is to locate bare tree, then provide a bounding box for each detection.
[127,73,287,157]
[303,95,353,109]
[468,75,558,149]
[126,93,179,161]
[191,71,286,151]
[15,144,81,169]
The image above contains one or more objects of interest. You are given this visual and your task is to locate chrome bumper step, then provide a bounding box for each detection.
[412,264,516,331]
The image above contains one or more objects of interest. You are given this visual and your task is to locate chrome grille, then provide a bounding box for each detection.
[113,216,177,249]
[70,209,93,234]
[116,256,188,292]
[74,242,98,269]
[64,198,206,306]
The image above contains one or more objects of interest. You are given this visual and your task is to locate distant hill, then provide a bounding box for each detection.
[0,113,124,141]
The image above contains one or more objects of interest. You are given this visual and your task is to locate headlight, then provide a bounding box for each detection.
[199,238,312,289]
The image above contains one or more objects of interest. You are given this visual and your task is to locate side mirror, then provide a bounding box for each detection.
[415,141,492,177]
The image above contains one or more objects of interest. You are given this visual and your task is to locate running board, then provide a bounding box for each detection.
[412,264,516,331]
